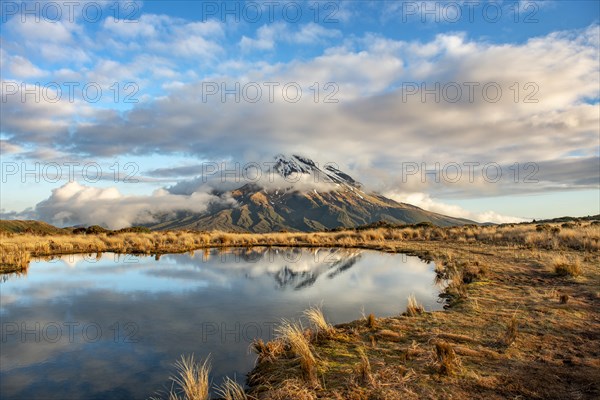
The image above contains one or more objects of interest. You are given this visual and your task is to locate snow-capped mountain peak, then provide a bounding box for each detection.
[149,154,476,231]
[270,154,362,189]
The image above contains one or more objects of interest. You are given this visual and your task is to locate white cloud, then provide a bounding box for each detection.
[5,54,47,78]
[6,27,598,171]
[102,15,159,38]
[385,191,529,224]
[102,14,225,58]
[240,22,342,52]
[6,19,75,43]
[0,140,23,154]
[34,181,237,229]
[240,23,283,51]
[292,23,342,44]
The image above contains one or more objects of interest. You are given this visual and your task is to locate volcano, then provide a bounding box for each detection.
[148,155,475,232]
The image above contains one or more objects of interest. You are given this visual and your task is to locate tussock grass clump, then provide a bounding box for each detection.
[353,348,374,386]
[434,261,445,276]
[250,338,285,363]
[461,263,485,283]
[552,255,582,277]
[304,305,335,338]
[502,314,519,347]
[375,329,402,342]
[440,270,469,307]
[366,313,377,329]
[405,294,425,317]
[275,320,317,383]
[434,342,460,376]
[0,246,30,273]
[168,354,211,400]
[215,377,250,400]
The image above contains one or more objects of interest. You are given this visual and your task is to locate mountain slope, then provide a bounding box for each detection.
[148,155,476,232]
[0,219,68,234]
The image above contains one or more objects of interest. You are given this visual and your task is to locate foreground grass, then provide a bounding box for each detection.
[2,221,599,398]
[244,238,599,399]
[169,355,211,400]
[152,355,251,400]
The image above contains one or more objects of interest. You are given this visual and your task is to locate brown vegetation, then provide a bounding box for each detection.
[304,305,335,339]
[404,294,425,317]
[274,320,318,384]
[553,255,583,277]
[366,313,377,330]
[167,354,211,400]
[1,221,598,274]
[243,223,599,399]
[433,341,461,376]
[501,313,519,348]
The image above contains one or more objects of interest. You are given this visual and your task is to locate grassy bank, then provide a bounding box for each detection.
[245,239,599,399]
[1,221,598,274]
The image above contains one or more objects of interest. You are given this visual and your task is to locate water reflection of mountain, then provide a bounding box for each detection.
[274,255,360,290]
[204,247,363,291]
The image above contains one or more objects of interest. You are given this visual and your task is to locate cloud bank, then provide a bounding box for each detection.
[385,191,528,224]
[32,181,236,229]
[3,25,597,198]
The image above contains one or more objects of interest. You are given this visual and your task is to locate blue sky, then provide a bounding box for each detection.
[1,0,599,226]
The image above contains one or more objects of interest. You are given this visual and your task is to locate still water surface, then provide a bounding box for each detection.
[0,247,441,399]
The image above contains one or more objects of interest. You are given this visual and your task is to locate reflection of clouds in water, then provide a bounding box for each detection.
[166,247,363,273]
[1,248,439,399]
[23,254,213,293]
[3,340,159,399]
[1,288,266,398]
[32,253,104,269]
[159,248,366,291]
[0,293,18,309]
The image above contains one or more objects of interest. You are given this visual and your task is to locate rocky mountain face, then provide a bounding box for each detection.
[148,155,475,232]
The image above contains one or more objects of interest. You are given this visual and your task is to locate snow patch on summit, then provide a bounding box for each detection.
[270,154,363,191]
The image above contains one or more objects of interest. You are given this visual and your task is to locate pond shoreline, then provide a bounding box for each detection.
[244,237,599,399]
[1,223,599,398]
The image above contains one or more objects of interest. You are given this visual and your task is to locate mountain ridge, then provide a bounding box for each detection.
[147,154,477,232]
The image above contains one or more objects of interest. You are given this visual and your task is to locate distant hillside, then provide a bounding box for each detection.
[2,213,598,235]
[0,220,67,234]
[528,215,600,224]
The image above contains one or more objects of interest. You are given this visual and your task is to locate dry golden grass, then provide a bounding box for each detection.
[256,379,316,400]
[167,354,211,400]
[366,313,377,330]
[250,338,285,363]
[552,255,583,277]
[304,305,335,338]
[405,294,425,317]
[275,320,317,383]
[0,246,30,273]
[353,348,374,386]
[440,270,469,307]
[215,377,251,400]
[433,341,461,376]
[501,314,519,348]
[2,221,598,273]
